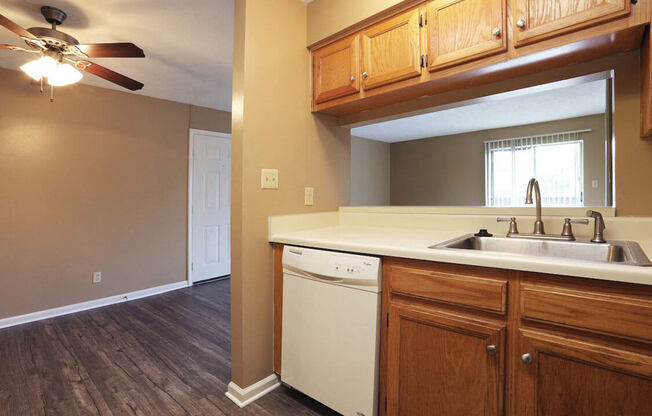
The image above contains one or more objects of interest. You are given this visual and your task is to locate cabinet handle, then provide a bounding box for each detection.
[486,345,497,356]
[516,19,526,28]
[521,353,533,364]
[492,27,501,37]
[362,71,368,79]
[350,75,355,82]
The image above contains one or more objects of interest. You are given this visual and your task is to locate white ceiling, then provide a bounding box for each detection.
[351,79,607,143]
[0,0,234,111]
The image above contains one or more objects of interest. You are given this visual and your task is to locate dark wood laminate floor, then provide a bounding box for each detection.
[0,279,340,415]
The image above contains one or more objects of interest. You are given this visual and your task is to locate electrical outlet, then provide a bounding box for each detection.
[592,179,599,188]
[304,187,314,206]
[261,168,279,189]
[93,272,102,284]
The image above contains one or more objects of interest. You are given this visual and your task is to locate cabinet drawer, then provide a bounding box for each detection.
[521,284,652,343]
[389,263,507,314]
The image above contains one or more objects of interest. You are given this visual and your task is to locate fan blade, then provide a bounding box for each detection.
[0,44,38,52]
[75,43,145,58]
[0,13,39,40]
[78,61,144,91]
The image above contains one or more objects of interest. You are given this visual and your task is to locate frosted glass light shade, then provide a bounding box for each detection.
[47,63,83,86]
[20,56,56,81]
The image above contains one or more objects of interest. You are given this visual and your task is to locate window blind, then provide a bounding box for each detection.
[485,129,589,207]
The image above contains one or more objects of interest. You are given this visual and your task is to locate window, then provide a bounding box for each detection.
[485,130,586,206]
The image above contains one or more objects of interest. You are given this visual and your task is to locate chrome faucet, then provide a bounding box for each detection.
[525,178,545,235]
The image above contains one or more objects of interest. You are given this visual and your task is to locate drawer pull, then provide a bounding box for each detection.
[516,19,526,28]
[522,353,533,364]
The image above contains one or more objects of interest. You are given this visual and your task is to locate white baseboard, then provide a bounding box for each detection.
[225,374,280,408]
[0,280,189,330]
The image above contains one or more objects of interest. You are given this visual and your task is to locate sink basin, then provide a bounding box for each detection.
[431,235,652,266]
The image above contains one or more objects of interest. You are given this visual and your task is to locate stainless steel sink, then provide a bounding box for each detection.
[430,235,652,266]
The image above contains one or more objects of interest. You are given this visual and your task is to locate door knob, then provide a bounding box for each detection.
[516,19,526,28]
[492,27,501,37]
[486,345,497,356]
[521,353,533,364]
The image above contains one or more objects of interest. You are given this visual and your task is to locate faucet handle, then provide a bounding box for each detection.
[561,218,589,239]
[567,218,590,225]
[497,217,519,236]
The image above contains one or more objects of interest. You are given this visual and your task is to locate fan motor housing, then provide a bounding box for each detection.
[27,27,78,48]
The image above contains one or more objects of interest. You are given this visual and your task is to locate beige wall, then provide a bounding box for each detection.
[351,136,390,205]
[613,51,652,216]
[0,67,230,319]
[190,104,232,133]
[231,0,351,388]
[390,114,606,206]
[307,0,405,45]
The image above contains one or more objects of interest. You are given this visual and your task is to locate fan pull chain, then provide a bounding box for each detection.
[50,84,54,103]
[40,77,43,93]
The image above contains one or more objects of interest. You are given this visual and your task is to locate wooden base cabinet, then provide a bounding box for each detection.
[379,258,652,416]
[385,304,506,416]
[515,329,652,416]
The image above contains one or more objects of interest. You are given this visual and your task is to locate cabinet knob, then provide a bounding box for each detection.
[516,19,526,28]
[486,345,497,356]
[350,75,355,82]
[521,353,533,364]
[492,27,501,37]
[362,71,368,79]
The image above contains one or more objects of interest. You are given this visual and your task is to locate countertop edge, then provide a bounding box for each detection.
[270,234,652,286]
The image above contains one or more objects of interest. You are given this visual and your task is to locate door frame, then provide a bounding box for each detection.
[188,128,232,285]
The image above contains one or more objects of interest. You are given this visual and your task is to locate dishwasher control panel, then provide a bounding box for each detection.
[329,256,376,278]
[283,246,381,286]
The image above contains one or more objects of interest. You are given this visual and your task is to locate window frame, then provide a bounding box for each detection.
[485,136,585,207]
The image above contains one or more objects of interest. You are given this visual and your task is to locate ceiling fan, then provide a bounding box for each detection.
[0,5,145,100]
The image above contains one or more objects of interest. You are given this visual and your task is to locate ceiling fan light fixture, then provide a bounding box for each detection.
[47,62,82,86]
[19,55,56,81]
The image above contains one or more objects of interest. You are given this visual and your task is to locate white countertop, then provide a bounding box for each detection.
[270,225,652,286]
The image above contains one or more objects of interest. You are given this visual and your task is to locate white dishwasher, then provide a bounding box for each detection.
[281,245,382,416]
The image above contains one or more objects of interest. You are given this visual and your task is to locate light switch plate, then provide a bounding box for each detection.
[261,169,279,189]
[305,187,314,206]
[93,272,102,284]
[592,179,599,188]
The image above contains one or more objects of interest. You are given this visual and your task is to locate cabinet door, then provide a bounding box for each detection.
[312,35,360,104]
[516,329,652,416]
[385,304,505,416]
[361,9,421,91]
[513,0,630,46]
[427,0,506,70]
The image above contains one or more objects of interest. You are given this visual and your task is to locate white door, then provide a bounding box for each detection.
[190,130,231,283]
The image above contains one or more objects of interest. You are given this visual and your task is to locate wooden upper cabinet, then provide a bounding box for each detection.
[312,35,360,104]
[385,304,505,416]
[360,8,422,90]
[515,329,652,415]
[427,0,506,70]
[513,0,631,46]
